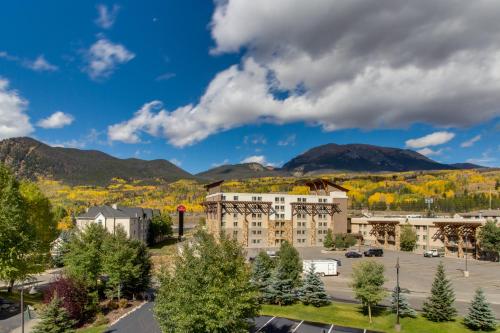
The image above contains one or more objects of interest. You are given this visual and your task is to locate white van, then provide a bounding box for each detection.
[303,259,339,276]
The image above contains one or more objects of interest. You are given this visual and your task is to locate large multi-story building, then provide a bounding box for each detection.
[202,179,349,248]
[350,211,499,258]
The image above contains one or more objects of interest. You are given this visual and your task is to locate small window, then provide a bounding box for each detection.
[280,197,285,203]
[233,221,238,227]
[275,197,280,202]
[233,196,238,200]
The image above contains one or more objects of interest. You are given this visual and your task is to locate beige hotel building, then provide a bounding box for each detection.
[202,179,349,248]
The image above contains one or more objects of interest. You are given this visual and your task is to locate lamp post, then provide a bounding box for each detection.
[464,234,469,277]
[20,281,24,333]
[395,257,401,332]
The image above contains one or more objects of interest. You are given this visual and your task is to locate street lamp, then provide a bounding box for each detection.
[395,257,401,332]
[464,234,469,277]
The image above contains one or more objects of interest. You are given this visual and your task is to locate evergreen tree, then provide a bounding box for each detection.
[464,288,497,331]
[32,294,75,333]
[155,230,259,332]
[422,262,457,322]
[252,251,274,293]
[263,264,296,306]
[299,264,330,307]
[323,230,334,249]
[277,241,302,287]
[390,287,416,318]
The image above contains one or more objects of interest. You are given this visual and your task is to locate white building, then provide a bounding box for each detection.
[76,204,159,243]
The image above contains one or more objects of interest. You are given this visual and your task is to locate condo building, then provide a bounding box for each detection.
[202,179,349,248]
[350,210,499,258]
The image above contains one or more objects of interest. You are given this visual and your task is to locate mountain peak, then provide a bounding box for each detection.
[0,137,193,185]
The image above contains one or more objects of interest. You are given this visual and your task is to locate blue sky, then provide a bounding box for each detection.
[0,1,499,173]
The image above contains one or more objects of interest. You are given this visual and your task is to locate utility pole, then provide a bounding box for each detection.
[395,257,401,332]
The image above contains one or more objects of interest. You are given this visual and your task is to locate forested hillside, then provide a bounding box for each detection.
[37,169,500,215]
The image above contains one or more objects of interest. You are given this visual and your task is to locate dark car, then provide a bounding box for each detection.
[363,248,384,257]
[345,251,363,258]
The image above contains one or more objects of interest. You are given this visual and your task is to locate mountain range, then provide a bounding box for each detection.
[0,137,484,185]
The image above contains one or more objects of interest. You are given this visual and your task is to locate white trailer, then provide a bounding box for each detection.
[303,259,339,276]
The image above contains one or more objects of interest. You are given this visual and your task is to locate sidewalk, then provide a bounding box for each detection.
[9,318,40,333]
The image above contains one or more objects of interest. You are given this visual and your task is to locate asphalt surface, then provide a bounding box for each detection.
[249,246,500,317]
[105,303,382,333]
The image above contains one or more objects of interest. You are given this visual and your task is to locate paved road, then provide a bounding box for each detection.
[105,303,161,333]
[249,246,500,317]
[106,303,382,333]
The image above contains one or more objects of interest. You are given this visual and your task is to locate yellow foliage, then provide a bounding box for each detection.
[289,186,310,195]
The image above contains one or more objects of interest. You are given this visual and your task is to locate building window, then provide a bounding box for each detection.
[234,196,238,200]
[222,195,226,200]
[252,213,256,218]
[423,235,427,241]
[275,197,280,202]
[233,213,238,218]
[280,197,285,203]
[275,205,279,211]
[258,196,262,201]
[422,226,428,231]
[257,222,262,227]
[280,214,285,219]
[233,221,238,227]
[257,213,262,218]
[233,230,238,236]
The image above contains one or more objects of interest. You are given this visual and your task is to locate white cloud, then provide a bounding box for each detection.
[466,150,497,166]
[25,55,58,72]
[0,78,33,139]
[278,134,296,146]
[405,131,455,149]
[109,1,500,147]
[240,155,277,167]
[243,134,267,145]
[417,147,443,157]
[169,158,182,167]
[95,4,120,29]
[44,129,105,149]
[156,72,176,81]
[460,134,481,148]
[37,111,74,129]
[84,38,135,80]
[1,52,58,72]
[212,159,230,167]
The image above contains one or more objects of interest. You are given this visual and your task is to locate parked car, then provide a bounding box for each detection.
[345,251,363,258]
[363,248,384,257]
[424,249,444,257]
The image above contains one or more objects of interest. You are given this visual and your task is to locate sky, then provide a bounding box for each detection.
[0,0,499,174]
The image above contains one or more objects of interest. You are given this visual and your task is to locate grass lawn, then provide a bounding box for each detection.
[76,325,107,333]
[0,289,43,306]
[261,302,500,333]
[148,238,179,256]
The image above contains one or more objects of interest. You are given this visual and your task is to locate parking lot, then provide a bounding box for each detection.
[248,246,500,317]
[249,316,382,333]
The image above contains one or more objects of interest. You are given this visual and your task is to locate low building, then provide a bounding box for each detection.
[202,179,349,248]
[350,215,493,258]
[76,204,159,243]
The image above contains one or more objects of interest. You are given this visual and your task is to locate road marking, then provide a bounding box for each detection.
[327,324,334,333]
[256,316,276,332]
[291,320,304,332]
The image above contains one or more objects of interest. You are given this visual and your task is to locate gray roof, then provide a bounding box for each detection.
[460,209,500,218]
[77,205,160,220]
